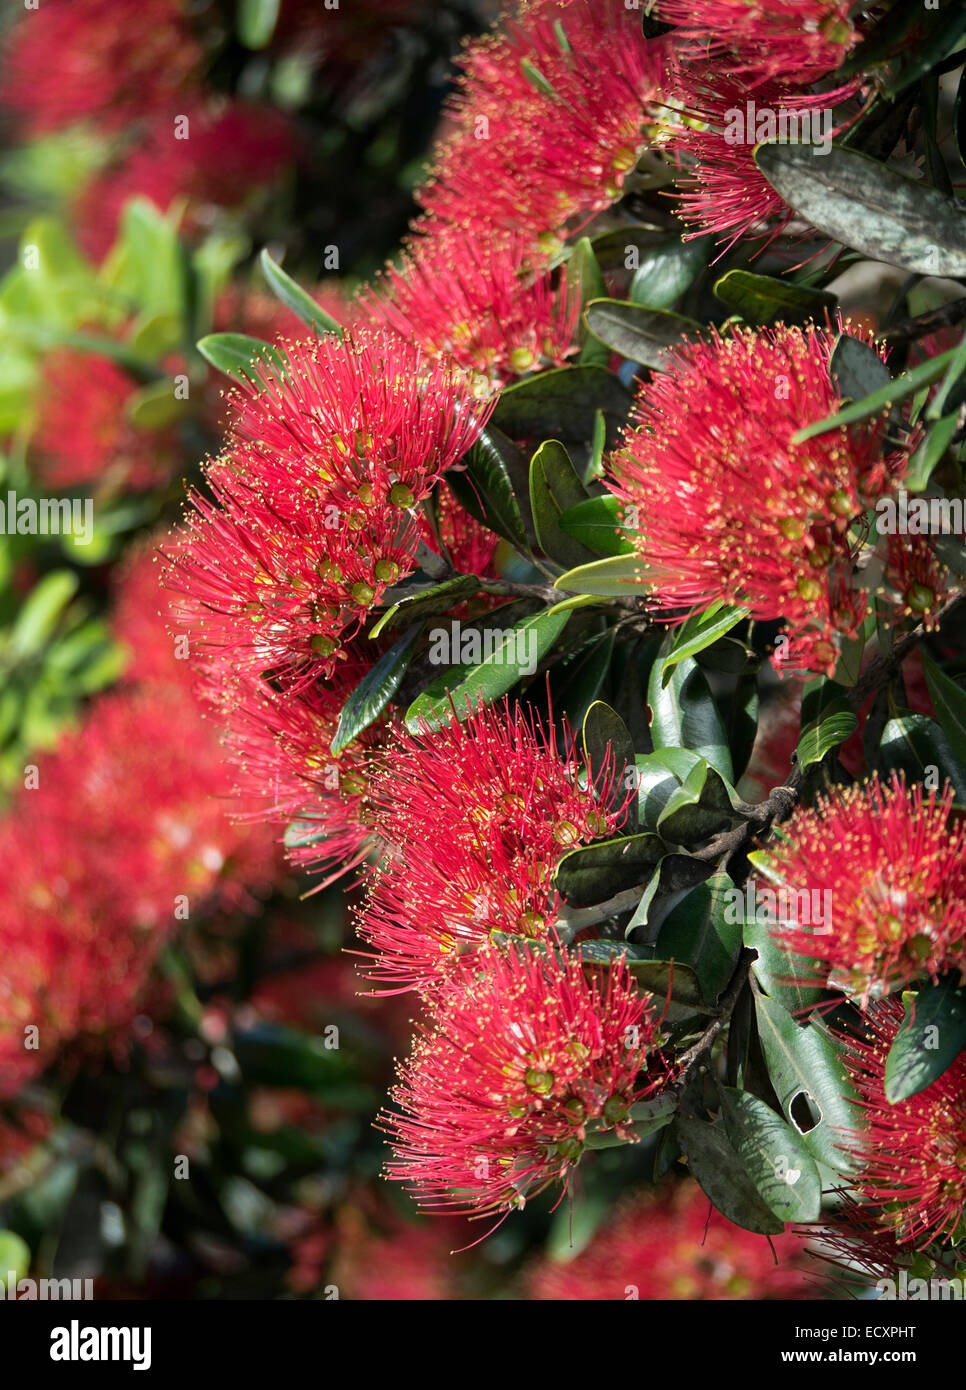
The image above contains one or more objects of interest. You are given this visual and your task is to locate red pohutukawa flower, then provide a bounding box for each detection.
[668,70,859,250]
[418,0,672,255]
[1,0,202,135]
[606,324,904,677]
[756,774,966,1004]
[882,532,950,633]
[0,687,280,1097]
[31,350,179,494]
[653,0,856,87]
[362,226,579,385]
[382,944,670,1218]
[76,102,298,261]
[357,699,624,994]
[843,999,966,1249]
[201,657,384,883]
[421,487,500,580]
[163,330,492,687]
[526,1181,816,1300]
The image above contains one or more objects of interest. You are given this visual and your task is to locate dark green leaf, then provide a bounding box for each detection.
[673,1113,784,1235]
[405,607,571,733]
[660,603,749,681]
[741,891,824,1014]
[630,235,710,311]
[754,994,859,1174]
[883,976,966,1103]
[920,649,966,771]
[555,832,664,906]
[368,576,482,640]
[491,365,632,452]
[331,624,422,752]
[584,298,702,368]
[647,651,734,781]
[796,696,857,770]
[719,1087,823,1223]
[754,143,966,278]
[713,269,837,326]
[879,713,966,803]
[830,333,892,402]
[654,873,741,1004]
[447,428,531,553]
[528,439,596,569]
[582,700,636,824]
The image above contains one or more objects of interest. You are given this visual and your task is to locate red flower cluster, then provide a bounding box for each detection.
[0,547,280,1098]
[382,945,669,1219]
[526,1181,816,1299]
[668,70,858,250]
[357,700,623,994]
[1,0,202,135]
[843,999,966,1249]
[163,330,492,689]
[76,102,298,261]
[201,658,380,883]
[606,324,906,677]
[419,0,672,254]
[31,349,179,494]
[757,774,966,1004]
[654,0,856,87]
[362,226,579,386]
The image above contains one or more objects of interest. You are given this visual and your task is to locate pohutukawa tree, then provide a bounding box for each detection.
[162,0,966,1295]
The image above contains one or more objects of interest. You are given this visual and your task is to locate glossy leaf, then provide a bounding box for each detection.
[331,623,422,752]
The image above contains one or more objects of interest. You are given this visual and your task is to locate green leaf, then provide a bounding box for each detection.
[569,236,609,365]
[238,0,281,49]
[554,552,648,597]
[654,873,741,1004]
[713,269,837,326]
[0,1231,31,1288]
[582,700,635,817]
[879,713,966,803]
[196,332,287,385]
[584,1094,677,1149]
[368,576,481,640]
[583,298,702,368]
[660,604,749,680]
[331,624,422,752]
[794,344,960,442]
[528,439,597,569]
[904,413,959,490]
[447,428,530,553]
[9,570,78,659]
[557,494,634,556]
[630,235,710,311]
[491,365,632,452]
[631,747,704,826]
[405,607,571,733]
[548,630,615,731]
[555,832,664,906]
[795,696,856,770]
[125,378,189,431]
[742,896,824,1014]
[579,942,708,1010]
[754,993,859,1175]
[673,1113,784,1235]
[258,249,342,338]
[755,143,966,278]
[647,651,733,781]
[655,758,739,844]
[719,1087,823,1223]
[830,333,892,402]
[883,976,966,1103]
[588,225,669,273]
[919,649,966,771]
[129,311,182,360]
